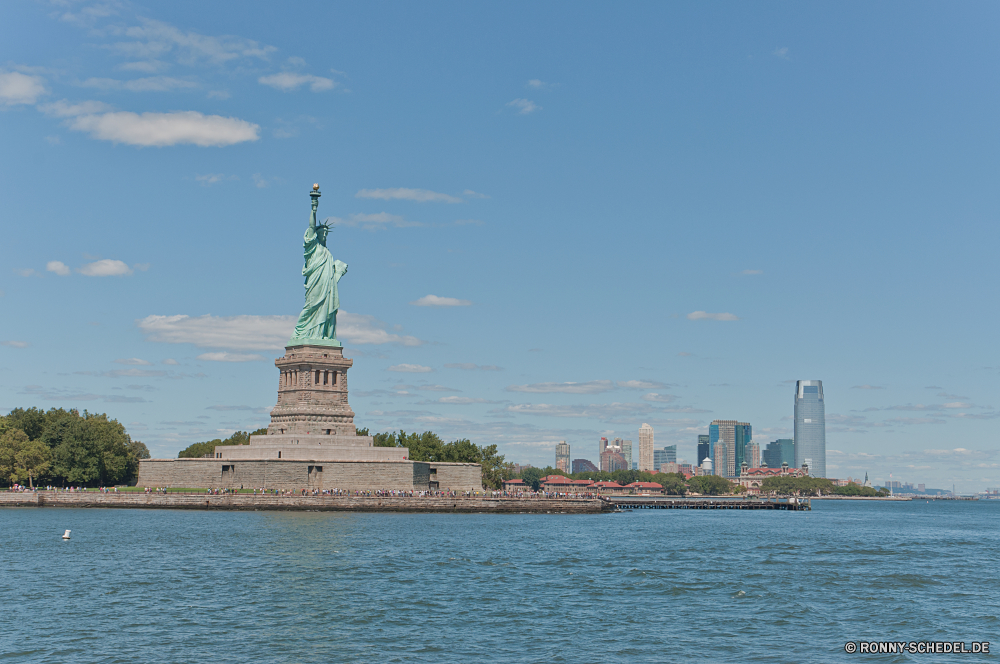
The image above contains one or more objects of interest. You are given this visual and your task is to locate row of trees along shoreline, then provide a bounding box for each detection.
[1,407,149,488]
[2,410,889,496]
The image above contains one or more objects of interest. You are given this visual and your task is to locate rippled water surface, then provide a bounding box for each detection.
[1,500,998,662]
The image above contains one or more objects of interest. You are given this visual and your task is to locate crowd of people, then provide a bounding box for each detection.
[5,484,600,500]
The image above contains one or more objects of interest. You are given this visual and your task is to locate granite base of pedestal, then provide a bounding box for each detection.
[216,434,408,462]
[136,459,483,492]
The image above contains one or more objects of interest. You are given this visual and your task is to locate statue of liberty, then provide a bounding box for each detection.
[289,184,348,346]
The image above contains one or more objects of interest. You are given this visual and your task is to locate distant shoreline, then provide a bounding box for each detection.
[810,495,912,501]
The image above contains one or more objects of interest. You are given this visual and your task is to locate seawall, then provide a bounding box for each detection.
[0,492,609,514]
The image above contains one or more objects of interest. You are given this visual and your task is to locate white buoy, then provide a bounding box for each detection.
[62,530,71,540]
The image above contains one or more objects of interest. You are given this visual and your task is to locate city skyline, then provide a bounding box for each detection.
[2,2,1000,491]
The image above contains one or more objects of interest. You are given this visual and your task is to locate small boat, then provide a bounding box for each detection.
[62,530,71,540]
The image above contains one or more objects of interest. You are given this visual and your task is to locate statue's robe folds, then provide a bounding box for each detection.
[291,225,347,342]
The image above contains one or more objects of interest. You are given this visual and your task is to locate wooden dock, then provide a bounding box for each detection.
[609,496,811,511]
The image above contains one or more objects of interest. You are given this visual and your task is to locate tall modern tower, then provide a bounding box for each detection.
[697,435,710,467]
[638,423,654,471]
[794,380,826,477]
[555,441,570,473]
[709,420,751,478]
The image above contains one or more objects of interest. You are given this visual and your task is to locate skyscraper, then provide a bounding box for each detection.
[763,439,794,468]
[709,420,751,478]
[653,445,677,470]
[638,423,654,471]
[618,439,632,470]
[746,440,760,468]
[697,435,710,467]
[555,441,570,473]
[794,380,826,477]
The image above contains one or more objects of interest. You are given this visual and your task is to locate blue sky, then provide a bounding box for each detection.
[3,1,1000,491]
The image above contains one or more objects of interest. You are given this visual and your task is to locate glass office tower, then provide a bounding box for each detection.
[794,380,826,477]
[697,435,710,467]
[763,439,794,468]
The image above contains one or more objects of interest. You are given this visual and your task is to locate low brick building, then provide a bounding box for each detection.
[589,481,628,495]
[626,481,664,495]
[737,467,806,494]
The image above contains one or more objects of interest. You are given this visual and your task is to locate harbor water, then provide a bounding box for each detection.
[1,500,997,662]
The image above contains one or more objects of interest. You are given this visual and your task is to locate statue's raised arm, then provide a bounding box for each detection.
[289,184,347,347]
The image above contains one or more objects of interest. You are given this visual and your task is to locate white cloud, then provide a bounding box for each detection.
[106,18,277,67]
[39,99,114,117]
[741,269,763,275]
[463,189,490,199]
[137,312,423,351]
[527,79,545,89]
[55,1,119,25]
[162,358,179,365]
[444,363,502,371]
[687,311,739,321]
[437,396,490,405]
[642,393,680,403]
[15,268,38,277]
[506,380,615,394]
[79,76,199,92]
[506,98,540,115]
[852,384,884,390]
[0,71,46,105]
[356,188,463,203]
[1,341,29,348]
[114,358,151,365]
[197,352,266,362]
[388,364,433,373]
[340,313,423,346]
[617,380,667,390]
[66,111,260,147]
[410,295,472,307]
[258,73,335,92]
[78,259,133,277]
[46,261,71,276]
[773,47,789,59]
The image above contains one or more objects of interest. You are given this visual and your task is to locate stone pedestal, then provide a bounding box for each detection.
[267,344,358,436]
[213,343,410,463]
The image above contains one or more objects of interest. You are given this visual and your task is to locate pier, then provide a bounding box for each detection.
[609,496,811,511]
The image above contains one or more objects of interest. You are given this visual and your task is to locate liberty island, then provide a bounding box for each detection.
[136,185,483,493]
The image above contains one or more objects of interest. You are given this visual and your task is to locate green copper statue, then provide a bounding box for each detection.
[289,184,348,347]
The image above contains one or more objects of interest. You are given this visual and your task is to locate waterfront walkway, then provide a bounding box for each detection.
[0,491,609,513]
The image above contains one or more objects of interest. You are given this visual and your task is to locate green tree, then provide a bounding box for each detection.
[477,443,509,489]
[177,429,262,459]
[128,440,151,460]
[15,439,51,489]
[656,472,688,495]
[369,429,509,488]
[520,467,545,491]
[4,407,48,441]
[0,428,29,485]
[687,474,739,495]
